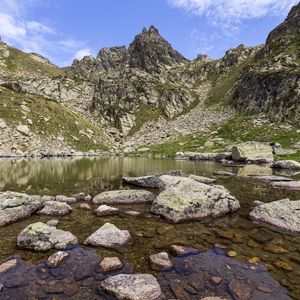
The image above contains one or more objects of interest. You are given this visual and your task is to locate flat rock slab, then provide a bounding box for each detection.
[151,176,240,223]
[248,175,293,182]
[17,222,78,251]
[189,174,216,184]
[95,205,119,216]
[0,192,42,227]
[250,199,300,233]
[93,190,155,204]
[122,170,182,188]
[38,201,72,216]
[271,181,300,190]
[272,160,300,170]
[100,274,162,300]
[84,222,131,249]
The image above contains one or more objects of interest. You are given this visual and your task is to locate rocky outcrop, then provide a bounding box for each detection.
[250,199,300,233]
[100,274,162,300]
[0,192,41,227]
[93,190,155,204]
[151,175,240,223]
[84,222,131,249]
[17,222,78,251]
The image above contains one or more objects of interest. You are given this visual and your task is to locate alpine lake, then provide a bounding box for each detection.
[0,156,299,300]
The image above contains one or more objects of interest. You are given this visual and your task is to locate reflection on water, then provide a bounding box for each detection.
[0,157,299,298]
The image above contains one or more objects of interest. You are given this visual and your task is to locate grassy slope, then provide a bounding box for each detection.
[0,88,108,151]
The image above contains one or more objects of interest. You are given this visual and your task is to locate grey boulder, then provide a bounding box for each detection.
[38,201,72,216]
[250,199,300,233]
[151,175,240,223]
[17,222,78,251]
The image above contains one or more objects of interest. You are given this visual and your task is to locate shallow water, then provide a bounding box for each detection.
[0,156,300,299]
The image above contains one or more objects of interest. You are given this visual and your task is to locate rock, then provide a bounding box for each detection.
[0,118,7,129]
[79,203,91,210]
[271,160,300,170]
[93,190,155,204]
[122,170,182,188]
[16,125,30,136]
[95,205,119,216]
[175,152,218,161]
[47,251,69,267]
[250,199,300,233]
[170,245,198,256]
[232,141,274,163]
[0,282,3,291]
[100,274,162,300]
[213,171,236,177]
[84,195,92,202]
[100,257,123,272]
[26,119,33,125]
[125,210,141,216]
[263,244,289,254]
[248,175,293,182]
[227,250,237,257]
[47,219,59,227]
[41,195,55,202]
[149,252,173,271]
[17,222,78,251]
[229,280,252,299]
[0,259,18,274]
[38,201,72,216]
[0,192,42,227]
[271,181,300,190]
[55,195,77,204]
[151,176,239,223]
[273,260,293,271]
[189,174,216,184]
[84,222,131,249]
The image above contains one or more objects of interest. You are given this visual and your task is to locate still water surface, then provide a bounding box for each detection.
[0,157,299,299]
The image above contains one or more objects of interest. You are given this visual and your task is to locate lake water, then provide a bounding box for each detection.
[0,157,299,299]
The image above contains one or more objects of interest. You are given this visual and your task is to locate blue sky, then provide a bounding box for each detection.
[0,0,298,66]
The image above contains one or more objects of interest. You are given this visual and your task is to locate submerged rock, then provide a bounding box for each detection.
[84,222,131,249]
[150,252,173,271]
[100,257,123,272]
[250,199,300,233]
[151,176,240,223]
[17,222,78,251]
[0,259,18,274]
[189,174,216,184]
[122,170,182,188]
[271,160,300,170]
[170,245,199,256]
[95,205,119,216]
[93,190,155,204]
[47,251,69,267]
[248,175,293,182]
[271,181,300,190]
[213,171,236,177]
[38,201,72,216]
[232,142,274,163]
[0,192,42,227]
[100,274,162,300]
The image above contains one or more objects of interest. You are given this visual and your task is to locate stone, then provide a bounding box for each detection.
[170,245,198,256]
[213,171,235,177]
[125,210,141,216]
[100,274,162,300]
[0,191,42,227]
[17,222,78,251]
[79,203,91,210]
[16,125,30,136]
[84,222,131,249]
[122,170,182,188]
[229,280,252,299]
[95,205,119,216]
[232,141,274,163]
[273,260,293,271]
[271,160,300,170]
[250,199,300,233]
[227,250,237,257]
[271,181,300,190]
[38,201,72,216]
[93,190,155,204]
[0,259,18,274]
[263,244,289,254]
[55,195,77,204]
[0,118,7,129]
[47,219,59,227]
[47,251,69,267]
[100,257,123,272]
[151,176,240,223]
[84,195,92,202]
[249,175,293,182]
[150,252,173,271]
[189,174,216,184]
[27,119,33,125]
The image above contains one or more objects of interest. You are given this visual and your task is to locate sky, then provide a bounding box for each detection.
[0,0,298,66]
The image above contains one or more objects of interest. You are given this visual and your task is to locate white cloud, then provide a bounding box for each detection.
[26,21,55,34]
[74,48,93,60]
[0,13,26,38]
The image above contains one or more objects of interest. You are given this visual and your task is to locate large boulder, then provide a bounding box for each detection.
[232,141,274,163]
[93,190,155,204]
[0,192,42,227]
[38,201,72,216]
[151,176,240,223]
[250,199,300,233]
[17,222,78,251]
[84,222,131,249]
[271,160,300,170]
[122,170,182,188]
[100,274,162,300]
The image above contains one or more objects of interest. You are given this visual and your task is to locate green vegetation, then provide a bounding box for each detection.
[0,88,108,151]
